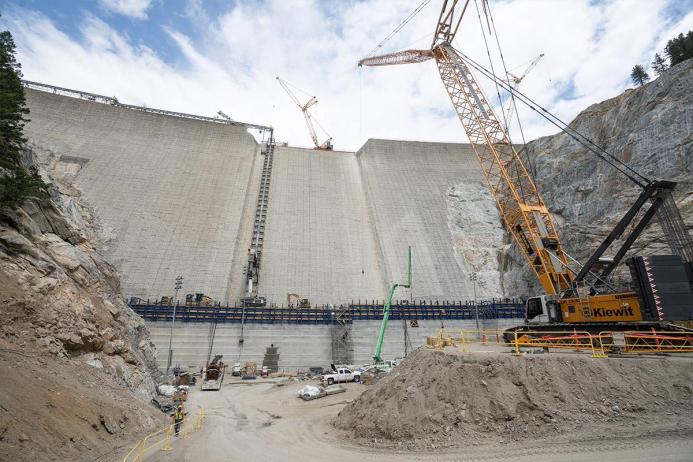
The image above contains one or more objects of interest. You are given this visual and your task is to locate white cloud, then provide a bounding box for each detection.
[4,0,692,151]
[99,0,153,20]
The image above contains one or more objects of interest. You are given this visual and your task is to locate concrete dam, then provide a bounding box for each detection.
[24,84,520,369]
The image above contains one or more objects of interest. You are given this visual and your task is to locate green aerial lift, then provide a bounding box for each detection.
[373,246,412,364]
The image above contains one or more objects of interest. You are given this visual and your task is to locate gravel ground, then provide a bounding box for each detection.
[140,349,693,462]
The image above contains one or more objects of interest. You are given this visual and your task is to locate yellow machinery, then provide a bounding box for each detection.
[359,0,693,333]
[185,293,213,307]
[287,292,311,308]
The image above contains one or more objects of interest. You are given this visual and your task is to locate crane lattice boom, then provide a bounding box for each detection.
[276,76,333,150]
[359,0,573,295]
[358,49,433,67]
[435,44,571,294]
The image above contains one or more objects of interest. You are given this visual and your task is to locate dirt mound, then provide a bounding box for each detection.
[0,342,162,462]
[334,348,693,449]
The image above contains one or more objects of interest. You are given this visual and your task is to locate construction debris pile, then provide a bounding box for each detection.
[335,348,693,449]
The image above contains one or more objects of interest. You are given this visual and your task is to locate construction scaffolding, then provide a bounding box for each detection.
[330,305,353,365]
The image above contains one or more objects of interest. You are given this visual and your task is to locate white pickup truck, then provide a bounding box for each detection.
[321,367,360,385]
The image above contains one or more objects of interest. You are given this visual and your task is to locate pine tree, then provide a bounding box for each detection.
[664,31,693,66]
[630,64,649,86]
[651,53,668,76]
[0,27,47,209]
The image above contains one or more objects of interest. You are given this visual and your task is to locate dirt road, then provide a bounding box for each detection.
[145,376,693,462]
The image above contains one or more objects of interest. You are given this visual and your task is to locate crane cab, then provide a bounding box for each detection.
[525,295,561,323]
[526,292,645,325]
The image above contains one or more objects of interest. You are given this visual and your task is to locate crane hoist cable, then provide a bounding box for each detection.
[462,0,650,187]
[463,0,650,189]
[454,49,651,188]
[471,0,538,180]
[472,0,530,201]
[473,0,510,132]
[365,0,433,58]
[484,0,535,195]
[484,0,540,177]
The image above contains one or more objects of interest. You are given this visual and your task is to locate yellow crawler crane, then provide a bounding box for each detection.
[359,0,693,335]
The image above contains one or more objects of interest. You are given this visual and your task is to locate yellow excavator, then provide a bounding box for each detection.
[185,293,214,307]
[287,293,311,308]
[359,0,693,335]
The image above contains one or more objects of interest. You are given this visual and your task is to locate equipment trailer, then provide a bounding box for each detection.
[201,355,225,391]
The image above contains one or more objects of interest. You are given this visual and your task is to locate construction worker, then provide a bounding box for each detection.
[172,405,184,436]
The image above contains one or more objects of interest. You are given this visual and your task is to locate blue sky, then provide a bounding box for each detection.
[2,0,692,150]
[10,0,208,62]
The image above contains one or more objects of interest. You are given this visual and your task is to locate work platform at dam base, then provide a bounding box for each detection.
[134,299,525,371]
[130,299,524,324]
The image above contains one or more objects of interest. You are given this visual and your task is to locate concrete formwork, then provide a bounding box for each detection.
[357,139,483,301]
[24,89,259,302]
[147,318,523,370]
[258,147,386,305]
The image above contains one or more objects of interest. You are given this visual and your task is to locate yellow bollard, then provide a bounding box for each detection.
[482,329,488,346]
[195,409,204,430]
[459,331,467,352]
[161,425,173,451]
[512,330,523,356]
[182,418,192,439]
[134,438,145,462]
[590,333,608,358]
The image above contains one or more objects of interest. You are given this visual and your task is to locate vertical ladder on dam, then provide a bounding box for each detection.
[244,136,275,297]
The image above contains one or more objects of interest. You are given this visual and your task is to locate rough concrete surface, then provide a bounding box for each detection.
[259,146,386,305]
[146,318,523,370]
[358,139,499,300]
[24,88,259,303]
[24,89,507,306]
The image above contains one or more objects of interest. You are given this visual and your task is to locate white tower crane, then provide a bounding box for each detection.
[276,76,333,150]
[503,53,544,130]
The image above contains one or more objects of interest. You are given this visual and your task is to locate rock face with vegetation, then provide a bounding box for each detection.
[0,147,164,461]
[502,58,692,296]
[0,28,162,462]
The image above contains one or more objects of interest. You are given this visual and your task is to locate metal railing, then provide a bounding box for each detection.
[22,80,271,132]
[130,300,525,325]
[123,408,204,462]
[427,328,693,358]
[622,331,693,354]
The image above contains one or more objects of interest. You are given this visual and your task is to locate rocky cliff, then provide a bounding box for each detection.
[502,58,693,296]
[0,148,162,460]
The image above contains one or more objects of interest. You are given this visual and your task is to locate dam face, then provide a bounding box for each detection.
[24,86,514,368]
[24,88,260,303]
[259,146,386,305]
